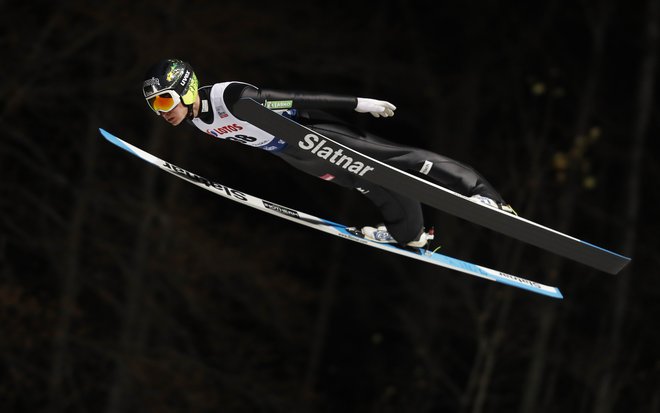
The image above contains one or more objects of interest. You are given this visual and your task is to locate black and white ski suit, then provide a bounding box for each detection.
[190,81,505,245]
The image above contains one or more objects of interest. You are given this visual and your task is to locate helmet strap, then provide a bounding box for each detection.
[185,103,195,120]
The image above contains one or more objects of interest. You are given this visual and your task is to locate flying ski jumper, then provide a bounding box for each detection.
[94,58,631,298]
[142,59,515,248]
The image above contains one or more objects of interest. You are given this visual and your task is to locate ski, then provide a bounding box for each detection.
[233,98,630,275]
[99,128,563,299]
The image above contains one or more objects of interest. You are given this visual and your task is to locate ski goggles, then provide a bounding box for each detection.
[146,90,181,114]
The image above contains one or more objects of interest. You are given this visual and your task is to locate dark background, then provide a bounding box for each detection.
[2,1,659,412]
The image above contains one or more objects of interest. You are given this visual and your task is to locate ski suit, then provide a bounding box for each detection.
[190,81,504,244]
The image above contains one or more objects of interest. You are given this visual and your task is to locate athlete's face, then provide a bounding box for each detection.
[161,102,188,126]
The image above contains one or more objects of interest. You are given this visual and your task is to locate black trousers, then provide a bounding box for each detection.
[275,118,504,244]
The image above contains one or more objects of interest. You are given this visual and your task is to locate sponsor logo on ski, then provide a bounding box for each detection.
[298,134,375,176]
[497,272,542,288]
[162,162,247,201]
[263,201,300,218]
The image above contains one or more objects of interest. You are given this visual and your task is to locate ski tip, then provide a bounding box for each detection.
[98,127,113,141]
[512,282,563,299]
[98,127,121,146]
[98,128,138,157]
[517,284,563,299]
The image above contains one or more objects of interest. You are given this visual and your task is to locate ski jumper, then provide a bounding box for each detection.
[191,82,504,244]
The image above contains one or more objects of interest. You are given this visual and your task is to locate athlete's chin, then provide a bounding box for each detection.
[165,118,183,126]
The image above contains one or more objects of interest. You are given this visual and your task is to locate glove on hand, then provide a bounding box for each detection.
[355,98,396,118]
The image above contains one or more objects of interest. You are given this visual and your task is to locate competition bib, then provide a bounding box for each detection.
[192,82,287,152]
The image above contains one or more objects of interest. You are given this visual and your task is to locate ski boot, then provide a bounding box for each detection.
[470,194,517,216]
[360,224,435,248]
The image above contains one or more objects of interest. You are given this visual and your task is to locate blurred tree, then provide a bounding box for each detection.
[593,0,658,411]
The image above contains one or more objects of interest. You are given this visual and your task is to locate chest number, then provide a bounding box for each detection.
[227,134,258,144]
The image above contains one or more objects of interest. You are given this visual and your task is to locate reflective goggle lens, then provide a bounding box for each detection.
[148,92,179,113]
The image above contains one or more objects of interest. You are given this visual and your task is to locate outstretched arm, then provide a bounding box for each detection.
[227,83,396,118]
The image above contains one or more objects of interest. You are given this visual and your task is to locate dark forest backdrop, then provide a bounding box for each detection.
[1,0,659,412]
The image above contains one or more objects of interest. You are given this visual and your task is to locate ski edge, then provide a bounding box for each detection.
[99,128,563,299]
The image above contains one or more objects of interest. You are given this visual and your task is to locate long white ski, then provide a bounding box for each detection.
[233,99,630,275]
[99,128,563,299]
